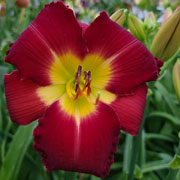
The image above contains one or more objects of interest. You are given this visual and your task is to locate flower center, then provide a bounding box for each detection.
[66,65,92,100]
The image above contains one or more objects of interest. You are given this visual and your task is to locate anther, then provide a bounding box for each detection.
[76,65,82,82]
[75,83,79,92]
[78,65,82,75]
[74,66,92,99]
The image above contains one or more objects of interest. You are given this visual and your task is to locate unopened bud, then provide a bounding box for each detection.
[172,59,180,103]
[144,12,156,27]
[151,5,180,61]
[110,9,128,26]
[161,8,172,27]
[15,0,30,8]
[127,13,146,43]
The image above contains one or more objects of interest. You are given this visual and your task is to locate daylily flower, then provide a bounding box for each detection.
[4,1,162,178]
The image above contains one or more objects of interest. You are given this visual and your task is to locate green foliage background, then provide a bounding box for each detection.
[0,0,180,180]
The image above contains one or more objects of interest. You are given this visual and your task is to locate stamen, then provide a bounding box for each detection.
[86,71,91,95]
[75,65,82,93]
[77,65,82,76]
[95,91,100,105]
[76,65,82,81]
[84,71,87,80]
[75,83,79,92]
[87,83,91,96]
[74,66,92,99]
[87,71,91,83]
[74,87,80,100]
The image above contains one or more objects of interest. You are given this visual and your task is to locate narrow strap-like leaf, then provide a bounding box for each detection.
[0,122,36,180]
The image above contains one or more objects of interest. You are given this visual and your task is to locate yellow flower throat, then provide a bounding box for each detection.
[67,65,95,101]
[37,53,116,119]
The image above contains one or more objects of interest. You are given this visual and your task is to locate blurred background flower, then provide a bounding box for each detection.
[0,1,5,16]
[15,0,30,8]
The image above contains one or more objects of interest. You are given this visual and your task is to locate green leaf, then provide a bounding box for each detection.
[123,134,133,173]
[106,172,125,180]
[166,140,180,180]
[91,176,101,180]
[155,82,180,117]
[0,66,9,85]
[142,160,169,173]
[146,133,177,143]
[176,170,180,180]
[0,88,3,131]
[169,155,180,170]
[147,88,153,96]
[111,162,122,169]
[0,122,36,180]
[143,172,162,180]
[64,171,77,180]
[147,111,180,126]
[134,165,143,179]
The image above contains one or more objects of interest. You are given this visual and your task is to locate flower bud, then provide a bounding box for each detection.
[127,13,146,43]
[0,1,5,16]
[15,0,30,8]
[161,7,172,27]
[151,5,180,61]
[172,59,180,103]
[144,12,156,27]
[110,9,128,26]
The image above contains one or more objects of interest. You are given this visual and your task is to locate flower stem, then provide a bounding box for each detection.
[127,99,149,180]
[19,8,26,23]
[160,47,180,76]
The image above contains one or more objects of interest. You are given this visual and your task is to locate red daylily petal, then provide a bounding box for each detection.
[84,12,160,94]
[79,22,89,33]
[4,70,46,125]
[5,1,87,86]
[111,84,147,136]
[34,101,120,178]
